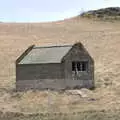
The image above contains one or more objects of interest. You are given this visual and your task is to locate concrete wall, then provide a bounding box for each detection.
[16,63,64,80]
[16,63,65,91]
[16,63,94,91]
[16,79,93,91]
[16,79,65,91]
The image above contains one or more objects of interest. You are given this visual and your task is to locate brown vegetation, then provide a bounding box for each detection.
[0,15,120,117]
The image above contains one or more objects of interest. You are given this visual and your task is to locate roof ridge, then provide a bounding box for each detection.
[33,44,72,49]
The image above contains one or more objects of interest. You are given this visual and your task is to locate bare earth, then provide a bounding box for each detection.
[0,17,120,114]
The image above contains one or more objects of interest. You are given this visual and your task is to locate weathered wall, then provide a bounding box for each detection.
[16,63,64,80]
[16,62,94,91]
[16,63,65,91]
[62,44,94,88]
[16,79,66,91]
[16,79,93,91]
[16,64,65,90]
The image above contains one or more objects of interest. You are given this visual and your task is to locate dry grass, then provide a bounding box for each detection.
[0,17,120,114]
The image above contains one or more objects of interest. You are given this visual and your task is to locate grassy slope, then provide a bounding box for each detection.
[0,15,120,119]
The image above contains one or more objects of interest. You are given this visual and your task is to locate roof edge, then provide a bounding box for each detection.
[33,44,72,49]
[16,45,35,64]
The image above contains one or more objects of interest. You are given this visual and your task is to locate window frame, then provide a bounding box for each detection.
[72,61,88,72]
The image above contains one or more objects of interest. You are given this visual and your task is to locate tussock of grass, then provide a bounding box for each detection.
[0,109,120,120]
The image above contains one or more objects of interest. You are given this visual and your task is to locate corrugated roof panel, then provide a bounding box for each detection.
[19,45,72,64]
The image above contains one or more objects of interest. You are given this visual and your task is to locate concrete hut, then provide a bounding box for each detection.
[16,42,94,91]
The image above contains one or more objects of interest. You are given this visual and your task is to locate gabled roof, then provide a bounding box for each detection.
[18,45,72,64]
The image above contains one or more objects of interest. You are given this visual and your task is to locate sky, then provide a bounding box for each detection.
[0,0,120,22]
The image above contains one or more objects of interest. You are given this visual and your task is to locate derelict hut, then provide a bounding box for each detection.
[16,42,94,91]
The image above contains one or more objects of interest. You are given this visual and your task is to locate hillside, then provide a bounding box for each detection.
[81,7,120,20]
[0,11,120,119]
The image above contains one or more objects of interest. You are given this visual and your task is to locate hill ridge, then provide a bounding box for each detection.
[80,7,120,20]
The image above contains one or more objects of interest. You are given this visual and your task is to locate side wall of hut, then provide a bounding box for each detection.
[16,63,65,91]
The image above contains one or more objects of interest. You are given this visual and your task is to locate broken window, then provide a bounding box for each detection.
[72,61,88,72]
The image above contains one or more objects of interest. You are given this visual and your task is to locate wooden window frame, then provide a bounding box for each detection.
[72,61,88,72]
